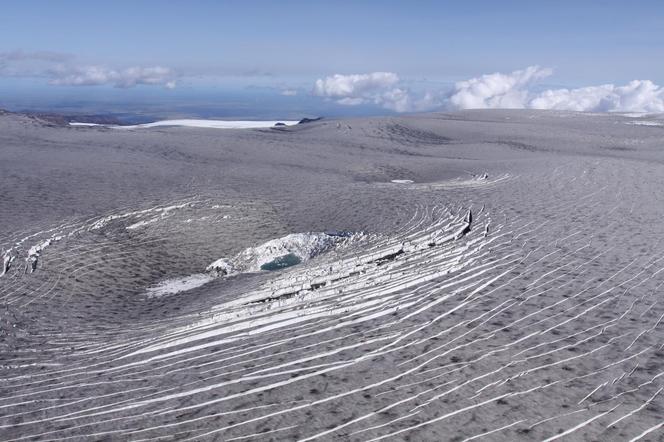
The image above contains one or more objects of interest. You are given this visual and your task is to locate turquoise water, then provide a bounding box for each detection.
[260,253,302,271]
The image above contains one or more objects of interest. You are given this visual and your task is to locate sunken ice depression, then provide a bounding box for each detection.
[2,109,664,441]
[146,231,358,298]
[206,231,356,276]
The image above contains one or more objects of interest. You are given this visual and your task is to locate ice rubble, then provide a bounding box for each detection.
[206,232,353,276]
[25,238,60,273]
[1,250,16,277]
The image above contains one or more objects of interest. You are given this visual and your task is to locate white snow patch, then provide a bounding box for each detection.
[626,120,664,126]
[126,217,161,230]
[618,113,649,118]
[70,120,299,130]
[88,202,190,231]
[143,273,214,298]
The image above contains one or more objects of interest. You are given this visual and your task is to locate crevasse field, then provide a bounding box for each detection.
[1,110,664,441]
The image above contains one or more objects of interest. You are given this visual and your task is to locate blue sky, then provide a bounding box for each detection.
[1,1,663,118]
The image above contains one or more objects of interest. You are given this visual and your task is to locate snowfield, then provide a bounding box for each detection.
[2,109,664,441]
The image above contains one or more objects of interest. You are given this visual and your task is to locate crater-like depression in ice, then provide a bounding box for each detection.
[206,231,356,276]
[144,231,358,298]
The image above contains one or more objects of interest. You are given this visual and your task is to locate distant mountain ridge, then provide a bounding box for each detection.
[0,108,124,126]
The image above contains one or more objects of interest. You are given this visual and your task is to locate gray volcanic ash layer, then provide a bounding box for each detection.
[1,110,664,441]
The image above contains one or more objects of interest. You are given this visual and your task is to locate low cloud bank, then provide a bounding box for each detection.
[313,67,664,113]
[0,51,177,89]
[49,66,177,89]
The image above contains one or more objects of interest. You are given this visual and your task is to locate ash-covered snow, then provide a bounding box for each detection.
[7,110,664,441]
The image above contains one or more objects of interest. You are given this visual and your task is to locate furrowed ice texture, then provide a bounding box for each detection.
[1,110,664,441]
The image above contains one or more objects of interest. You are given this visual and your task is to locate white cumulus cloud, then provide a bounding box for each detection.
[313,72,399,100]
[447,66,664,113]
[312,72,440,112]
[529,80,664,113]
[448,66,552,110]
[314,67,664,114]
